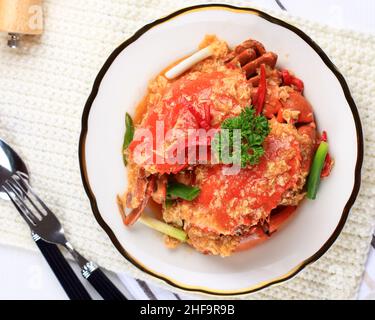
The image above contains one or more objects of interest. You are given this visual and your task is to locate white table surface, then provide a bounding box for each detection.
[0,0,374,300]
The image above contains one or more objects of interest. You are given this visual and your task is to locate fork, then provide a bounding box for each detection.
[2,171,126,300]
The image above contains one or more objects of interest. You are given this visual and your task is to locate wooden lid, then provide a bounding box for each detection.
[0,0,43,35]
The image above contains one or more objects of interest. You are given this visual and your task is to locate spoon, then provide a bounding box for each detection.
[0,138,91,300]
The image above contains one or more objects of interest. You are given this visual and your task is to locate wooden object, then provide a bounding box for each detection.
[0,0,43,35]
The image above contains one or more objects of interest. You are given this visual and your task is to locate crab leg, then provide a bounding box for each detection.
[242,52,278,78]
[124,176,155,226]
[125,168,148,209]
[248,74,260,86]
[231,48,257,66]
[225,39,266,62]
[241,39,267,56]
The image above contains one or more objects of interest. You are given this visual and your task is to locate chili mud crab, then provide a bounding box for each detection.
[119,35,332,256]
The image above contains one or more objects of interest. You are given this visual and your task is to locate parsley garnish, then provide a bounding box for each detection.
[213,106,270,168]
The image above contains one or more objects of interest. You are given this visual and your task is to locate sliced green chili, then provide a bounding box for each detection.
[139,215,187,242]
[167,182,200,201]
[122,113,134,166]
[307,141,329,200]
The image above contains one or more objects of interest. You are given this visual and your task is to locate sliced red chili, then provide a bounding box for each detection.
[281,69,292,85]
[290,77,304,92]
[321,153,333,178]
[321,130,328,142]
[318,131,333,178]
[255,63,267,115]
[203,104,211,129]
[188,105,211,130]
[281,69,304,92]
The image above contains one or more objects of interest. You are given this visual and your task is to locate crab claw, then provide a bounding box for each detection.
[298,123,316,141]
[298,123,317,174]
[263,85,315,126]
[280,91,314,124]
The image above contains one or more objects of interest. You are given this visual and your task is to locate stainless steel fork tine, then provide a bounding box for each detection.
[5,175,42,224]
[6,176,23,196]
[5,179,24,201]
[2,184,37,227]
[3,178,40,225]
[11,173,28,193]
[4,180,40,224]
[10,175,46,218]
[15,171,52,215]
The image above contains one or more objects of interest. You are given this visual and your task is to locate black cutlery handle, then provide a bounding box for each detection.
[33,235,92,300]
[85,267,127,300]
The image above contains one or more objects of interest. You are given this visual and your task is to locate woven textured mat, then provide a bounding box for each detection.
[0,0,374,299]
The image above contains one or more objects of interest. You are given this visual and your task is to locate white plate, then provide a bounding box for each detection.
[79,4,363,296]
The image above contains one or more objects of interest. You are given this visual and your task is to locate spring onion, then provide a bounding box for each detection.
[167,182,200,201]
[165,45,214,80]
[122,113,134,165]
[307,141,329,200]
[139,215,187,242]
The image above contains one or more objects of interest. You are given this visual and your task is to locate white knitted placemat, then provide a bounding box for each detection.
[0,0,374,299]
